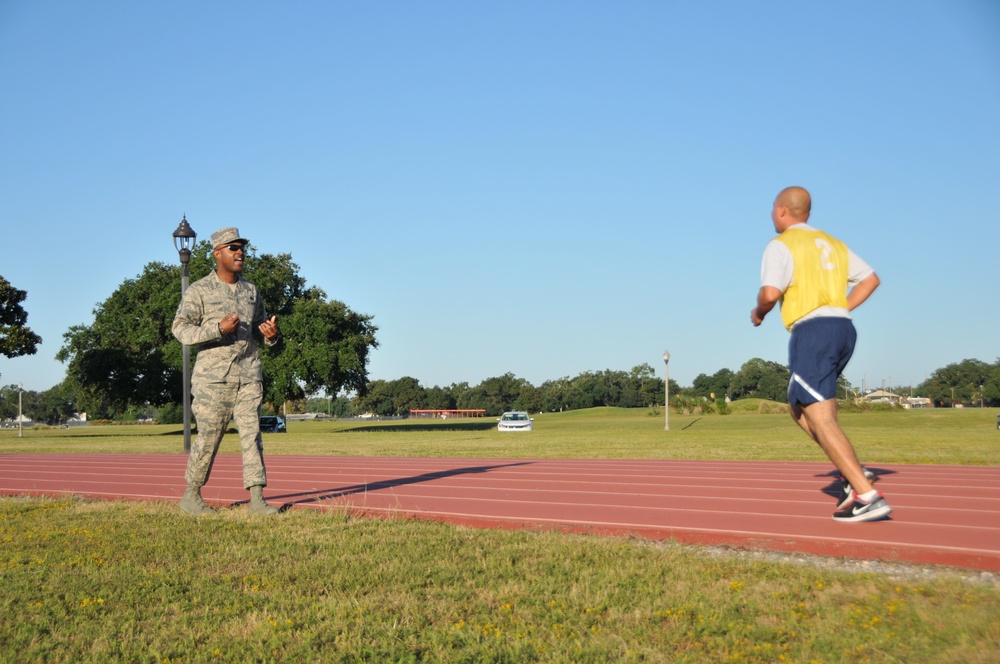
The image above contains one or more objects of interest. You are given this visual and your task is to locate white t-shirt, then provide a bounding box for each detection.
[760,223,875,328]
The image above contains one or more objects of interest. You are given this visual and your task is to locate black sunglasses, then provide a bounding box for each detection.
[223,244,245,252]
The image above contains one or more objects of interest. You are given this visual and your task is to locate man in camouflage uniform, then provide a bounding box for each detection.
[172,227,281,516]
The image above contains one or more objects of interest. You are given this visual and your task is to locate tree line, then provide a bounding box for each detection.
[2,265,999,423]
[3,353,998,425]
[304,356,1000,419]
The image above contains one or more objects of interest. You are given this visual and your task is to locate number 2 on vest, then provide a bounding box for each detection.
[814,238,836,270]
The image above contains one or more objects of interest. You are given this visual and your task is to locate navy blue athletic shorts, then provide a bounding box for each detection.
[787,317,857,407]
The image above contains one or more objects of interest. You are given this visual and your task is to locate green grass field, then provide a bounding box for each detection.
[1,406,998,662]
[4,403,999,466]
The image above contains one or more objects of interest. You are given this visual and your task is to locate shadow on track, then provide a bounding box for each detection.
[258,461,535,509]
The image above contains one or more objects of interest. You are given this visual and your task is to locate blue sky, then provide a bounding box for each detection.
[1,1,998,395]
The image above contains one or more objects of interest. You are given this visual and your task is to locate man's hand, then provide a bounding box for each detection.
[219,314,240,335]
[751,286,781,327]
[258,316,278,340]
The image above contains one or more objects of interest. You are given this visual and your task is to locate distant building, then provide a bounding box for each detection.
[902,397,933,409]
[863,389,902,404]
[862,391,934,408]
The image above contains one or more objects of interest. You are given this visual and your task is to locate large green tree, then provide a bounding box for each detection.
[690,368,735,400]
[30,383,78,424]
[0,384,22,421]
[354,376,425,416]
[628,363,665,408]
[58,242,377,419]
[264,286,378,409]
[528,369,669,413]
[57,263,181,417]
[918,358,999,407]
[0,275,42,367]
[563,366,662,409]
[0,384,75,424]
[424,383,467,411]
[457,372,531,415]
[729,357,790,402]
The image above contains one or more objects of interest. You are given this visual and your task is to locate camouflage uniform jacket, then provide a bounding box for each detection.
[172,270,278,384]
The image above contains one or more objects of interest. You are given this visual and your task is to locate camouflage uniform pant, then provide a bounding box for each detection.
[186,378,267,489]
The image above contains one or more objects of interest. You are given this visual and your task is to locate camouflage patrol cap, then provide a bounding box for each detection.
[210,227,248,249]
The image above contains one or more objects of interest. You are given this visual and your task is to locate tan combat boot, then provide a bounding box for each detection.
[249,485,279,515]
[179,485,216,516]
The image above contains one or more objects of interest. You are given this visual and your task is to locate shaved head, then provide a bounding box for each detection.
[775,186,811,221]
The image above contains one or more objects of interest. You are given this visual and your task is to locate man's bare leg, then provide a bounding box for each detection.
[790,399,874,495]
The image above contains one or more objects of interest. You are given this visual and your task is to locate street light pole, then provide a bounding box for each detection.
[662,350,670,431]
[17,383,23,438]
[173,216,197,453]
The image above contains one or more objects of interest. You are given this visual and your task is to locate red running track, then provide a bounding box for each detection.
[1,454,998,572]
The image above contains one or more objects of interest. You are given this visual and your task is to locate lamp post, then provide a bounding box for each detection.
[17,383,23,438]
[662,350,670,431]
[173,216,197,453]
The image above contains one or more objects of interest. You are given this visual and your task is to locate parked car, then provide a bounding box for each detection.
[497,411,533,432]
[259,416,287,433]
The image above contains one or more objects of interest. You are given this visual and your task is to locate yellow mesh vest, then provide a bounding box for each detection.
[776,228,849,330]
